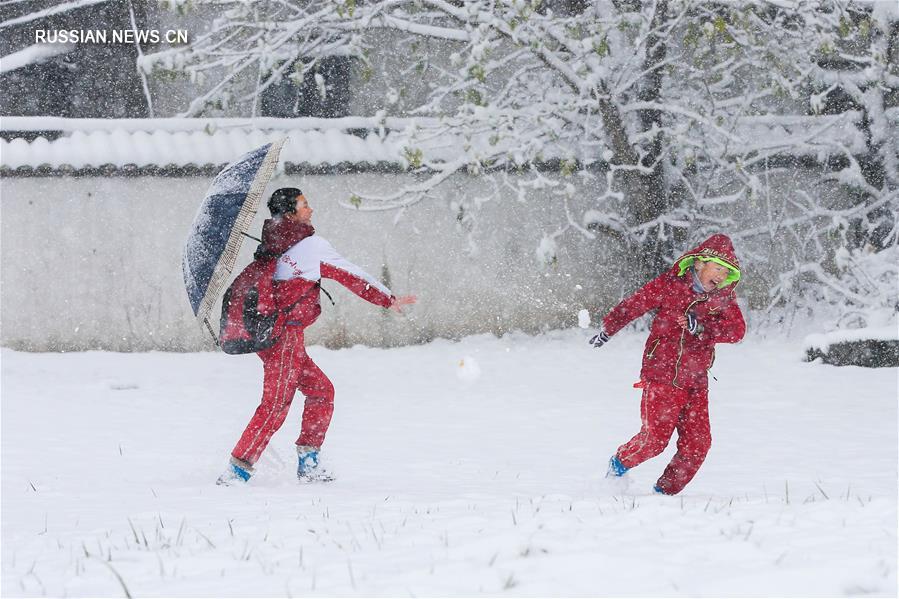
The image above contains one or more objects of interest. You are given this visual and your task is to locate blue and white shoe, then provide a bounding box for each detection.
[216,460,252,486]
[606,455,630,478]
[297,446,334,483]
[601,455,631,494]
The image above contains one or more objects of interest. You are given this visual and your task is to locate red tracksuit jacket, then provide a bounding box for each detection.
[251,217,394,333]
[272,234,393,323]
[602,234,746,390]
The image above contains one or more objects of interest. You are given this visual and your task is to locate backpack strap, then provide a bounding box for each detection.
[277,282,338,329]
[319,284,336,306]
[280,281,336,314]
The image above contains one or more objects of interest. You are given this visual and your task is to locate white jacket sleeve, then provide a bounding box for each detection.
[274,236,393,307]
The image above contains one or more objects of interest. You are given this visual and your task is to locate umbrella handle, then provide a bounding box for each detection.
[203,317,220,346]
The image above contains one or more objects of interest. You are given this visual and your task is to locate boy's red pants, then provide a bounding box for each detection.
[616,382,711,495]
[231,326,335,466]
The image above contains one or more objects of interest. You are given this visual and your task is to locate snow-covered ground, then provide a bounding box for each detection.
[2,330,896,597]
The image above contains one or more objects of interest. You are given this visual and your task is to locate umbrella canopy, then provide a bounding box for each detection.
[182,138,287,340]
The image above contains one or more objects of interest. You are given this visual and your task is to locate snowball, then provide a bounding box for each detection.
[577,309,591,329]
[535,235,558,266]
[457,356,481,382]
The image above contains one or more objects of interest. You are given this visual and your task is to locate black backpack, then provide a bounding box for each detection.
[219,258,281,354]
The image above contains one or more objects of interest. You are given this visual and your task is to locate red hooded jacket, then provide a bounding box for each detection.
[601,234,746,390]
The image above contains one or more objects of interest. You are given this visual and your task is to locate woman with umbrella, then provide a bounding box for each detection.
[217,187,416,485]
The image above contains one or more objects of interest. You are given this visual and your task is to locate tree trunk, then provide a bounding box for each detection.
[596,0,678,280]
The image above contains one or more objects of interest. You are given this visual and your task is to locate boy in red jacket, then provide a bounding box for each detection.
[589,234,745,495]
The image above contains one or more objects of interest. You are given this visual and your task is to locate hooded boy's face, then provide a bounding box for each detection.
[696,260,731,292]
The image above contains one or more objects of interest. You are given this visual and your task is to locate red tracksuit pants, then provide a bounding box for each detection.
[231,326,335,466]
[616,382,711,495]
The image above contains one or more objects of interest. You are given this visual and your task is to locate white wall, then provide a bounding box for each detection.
[1,172,626,351]
[1,167,851,351]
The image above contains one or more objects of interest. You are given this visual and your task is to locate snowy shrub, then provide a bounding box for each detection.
[829,244,899,329]
[773,243,899,331]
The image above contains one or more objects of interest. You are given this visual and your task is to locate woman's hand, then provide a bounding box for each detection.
[389,295,417,314]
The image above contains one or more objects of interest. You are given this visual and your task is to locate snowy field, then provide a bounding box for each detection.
[2,329,896,597]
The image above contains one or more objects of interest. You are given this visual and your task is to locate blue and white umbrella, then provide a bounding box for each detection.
[183,138,287,340]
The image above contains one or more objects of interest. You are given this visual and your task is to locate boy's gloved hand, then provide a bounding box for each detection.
[677,312,703,335]
[589,329,610,348]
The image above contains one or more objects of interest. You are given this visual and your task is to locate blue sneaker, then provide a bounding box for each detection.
[606,455,630,478]
[216,461,252,485]
[297,446,334,483]
[653,485,668,495]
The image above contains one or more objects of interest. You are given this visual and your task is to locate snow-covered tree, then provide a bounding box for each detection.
[145,0,898,326]
[0,0,153,117]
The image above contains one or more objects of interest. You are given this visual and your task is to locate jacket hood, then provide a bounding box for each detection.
[255,218,314,259]
[673,234,741,288]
